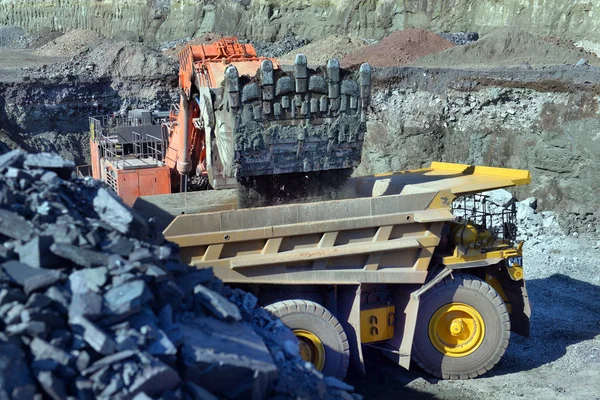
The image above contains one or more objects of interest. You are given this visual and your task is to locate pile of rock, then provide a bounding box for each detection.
[0,150,359,399]
[34,29,103,57]
[341,28,455,68]
[438,32,479,46]
[247,32,309,58]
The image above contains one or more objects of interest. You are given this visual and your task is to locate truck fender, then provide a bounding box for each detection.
[337,285,365,374]
[384,266,454,370]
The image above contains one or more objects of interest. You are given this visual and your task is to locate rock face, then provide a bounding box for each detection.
[0,149,359,399]
[357,66,600,231]
[1,0,600,47]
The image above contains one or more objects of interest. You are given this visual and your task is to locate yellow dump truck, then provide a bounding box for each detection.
[148,162,531,380]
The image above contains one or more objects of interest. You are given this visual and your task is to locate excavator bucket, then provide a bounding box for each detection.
[170,38,372,190]
[218,57,372,179]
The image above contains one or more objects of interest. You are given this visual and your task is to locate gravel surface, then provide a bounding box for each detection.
[341,29,454,67]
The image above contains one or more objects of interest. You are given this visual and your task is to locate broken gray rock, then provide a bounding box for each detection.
[482,188,515,207]
[180,317,277,400]
[69,290,103,321]
[194,284,242,322]
[127,359,181,399]
[92,188,149,240]
[29,337,73,367]
[36,370,67,400]
[50,243,109,268]
[2,261,51,287]
[17,236,59,269]
[0,209,33,240]
[103,280,152,320]
[0,340,36,400]
[70,316,117,356]
[0,149,24,170]
[23,270,65,296]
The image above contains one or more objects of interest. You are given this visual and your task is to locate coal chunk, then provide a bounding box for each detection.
[128,359,181,398]
[23,153,74,179]
[50,243,109,268]
[0,288,27,306]
[70,316,116,356]
[0,149,24,170]
[23,270,66,296]
[69,267,108,293]
[81,350,136,377]
[69,290,103,321]
[2,260,57,287]
[92,188,149,240]
[17,236,60,269]
[29,337,73,367]
[0,340,36,400]
[5,320,47,337]
[36,370,67,400]
[180,317,277,400]
[102,281,153,324]
[193,284,241,322]
[0,209,33,240]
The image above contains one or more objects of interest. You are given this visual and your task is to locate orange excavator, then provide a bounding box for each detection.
[87,37,371,205]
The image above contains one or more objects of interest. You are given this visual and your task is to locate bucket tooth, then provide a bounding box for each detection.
[360,62,372,108]
[327,59,340,100]
[225,65,240,109]
[319,96,328,113]
[295,54,308,93]
[310,98,319,114]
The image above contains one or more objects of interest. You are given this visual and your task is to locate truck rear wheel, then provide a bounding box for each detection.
[412,273,510,379]
[265,300,350,379]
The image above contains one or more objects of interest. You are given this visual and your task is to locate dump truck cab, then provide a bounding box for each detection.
[160,162,531,380]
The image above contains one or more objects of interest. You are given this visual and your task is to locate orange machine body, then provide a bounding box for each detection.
[87,110,172,205]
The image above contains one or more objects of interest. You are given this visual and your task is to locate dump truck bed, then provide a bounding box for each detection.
[162,162,530,285]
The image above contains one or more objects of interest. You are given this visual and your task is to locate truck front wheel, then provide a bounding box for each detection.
[265,300,350,379]
[412,273,510,379]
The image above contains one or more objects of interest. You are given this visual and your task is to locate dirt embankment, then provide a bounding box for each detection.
[341,29,454,67]
[34,29,103,57]
[414,27,600,68]
[278,36,367,66]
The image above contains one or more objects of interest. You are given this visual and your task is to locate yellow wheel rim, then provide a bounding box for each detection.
[294,329,326,371]
[428,303,485,358]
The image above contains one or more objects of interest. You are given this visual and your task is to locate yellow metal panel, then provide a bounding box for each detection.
[360,305,395,343]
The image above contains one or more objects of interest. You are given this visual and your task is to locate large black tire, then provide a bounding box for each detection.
[412,273,510,379]
[265,300,350,379]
